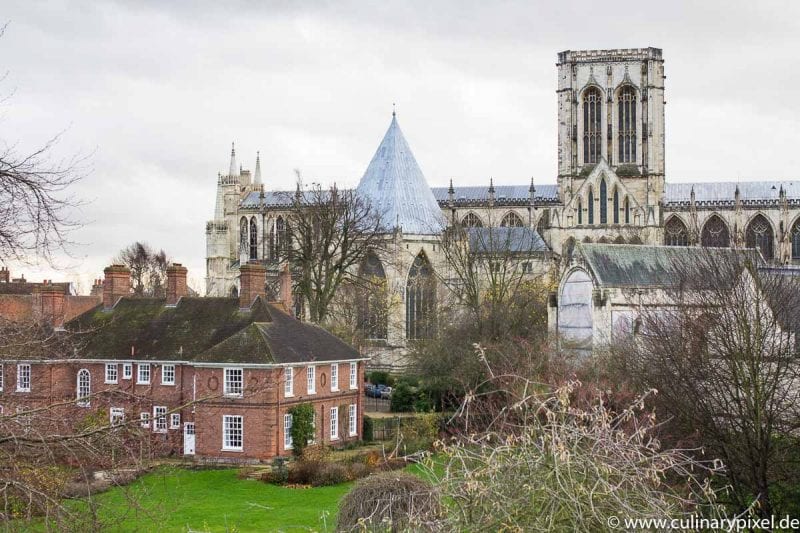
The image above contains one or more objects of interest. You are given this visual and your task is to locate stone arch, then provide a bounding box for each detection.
[599,178,608,224]
[745,213,774,260]
[612,186,620,224]
[582,236,593,243]
[664,215,689,246]
[249,216,258,260]
[587,186,595,225]
[501,211,524,227]
[582,86,603,164]
[563,237,576,259]
[790,215,800,260]
[613,235,626,244]
[405,251,436,340]
[629,235,643,245]
[700,214,730,248]
[558,268,593,354]
[598,236,609,244]
[461,212,483,228]
[239,217,248,252]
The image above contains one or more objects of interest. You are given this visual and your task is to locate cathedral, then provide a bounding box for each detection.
[206,47,800,360]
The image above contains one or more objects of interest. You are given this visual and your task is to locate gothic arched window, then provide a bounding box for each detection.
[664,216,689,246]
[613,187,620,224]
[599,179,608,224]
[275,216,288,259]
[700,215,730,248]
[536,210,549,235]
[406,252,436,340]
[791,219,800,260]
[577,197,583,225]
[583,87,603,164]
[358,253,388,340]
[587,187,595,225]
[249,217,258,260]
[239,217,248,254]
[745,214,774,260]
[618,86,637,163]
[501,212,524,227]
[624,197,630,224]
[77,369,90,407]
[461,212,483,228]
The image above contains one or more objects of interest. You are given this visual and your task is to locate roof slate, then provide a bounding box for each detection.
[355,115,446,235]
[664,181,800,205]
[67,297,360,364]
[578,244,761,288]
[467,227,550,254]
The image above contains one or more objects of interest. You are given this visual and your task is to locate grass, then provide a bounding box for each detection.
[62,467,352,532]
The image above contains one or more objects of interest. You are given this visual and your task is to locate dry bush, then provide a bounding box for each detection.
[337,471,441,532]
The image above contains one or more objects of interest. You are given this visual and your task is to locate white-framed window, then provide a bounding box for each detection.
[284,367,293,397]
[307,365,316,395]
[123,363,133,380]
[17,364,31,392]
[223,415,243,451]
[283,413,293,450]
[110,407,124,426]
[105,363,118,384]
[140,412,150,428]
[137,364,151,384]
[349,362,357,390]
[224,368,243,397]
[330,407,338,440]
[76,369,91,407]
[153,406,167,432]
[162,364,175,386]
[170,413,181,429]
[330,364,339,392]
[0,364,4,392]
[349,404,357,437]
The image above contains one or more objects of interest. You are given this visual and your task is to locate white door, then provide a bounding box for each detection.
[183,423,195,455]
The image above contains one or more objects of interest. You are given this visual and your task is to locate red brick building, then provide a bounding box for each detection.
[0,262,366,462]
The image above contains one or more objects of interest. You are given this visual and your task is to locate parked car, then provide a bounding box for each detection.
[380,386,393,399]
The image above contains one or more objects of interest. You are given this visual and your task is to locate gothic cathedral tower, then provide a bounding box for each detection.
[556,48,665,210]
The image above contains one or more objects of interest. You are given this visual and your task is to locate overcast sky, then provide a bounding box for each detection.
[3,0,800,292]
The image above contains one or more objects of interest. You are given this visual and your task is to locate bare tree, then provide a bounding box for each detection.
[279,182,386,324]
[612,250,800,517]
[114,242,170,297]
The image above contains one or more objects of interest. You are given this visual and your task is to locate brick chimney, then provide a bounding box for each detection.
[279,263,293,316]
[0,266,9,283]
[34,281,66,328]
[103,264,131,310]
[239,261,266,309]
[166,263,188,306]
[90,278,103,299]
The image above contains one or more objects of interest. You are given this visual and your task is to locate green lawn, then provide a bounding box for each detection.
[67,467,352,532]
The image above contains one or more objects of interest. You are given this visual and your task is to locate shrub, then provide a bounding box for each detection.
[288,403,315,457]
[368,371,394,386]
[337,472,441,532]
[389,381,416,412]
[310,462,349,487]
[363,415,374,442]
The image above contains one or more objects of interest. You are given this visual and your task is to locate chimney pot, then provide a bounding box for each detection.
[34,284,66,328]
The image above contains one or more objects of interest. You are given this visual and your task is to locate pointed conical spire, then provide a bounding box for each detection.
[253,151,262,186]
[448,178,454,195]
[355,113,445,234]
[488,178,495,194]
[229,143,238,177]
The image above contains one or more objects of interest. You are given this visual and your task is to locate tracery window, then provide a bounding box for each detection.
[745,214,774,260]
[239,217,248,255]
[587,187,595,225]
[613,188,620,224]
[406,252,436,340]
[249,217,258,260]
[700,215,730,248]
[275,216,288,259]
[791,219,800,260]
[618,86,637,163]
[599,179,608,224]
[461,212,483,228]
[357,253,388,340]
[501,212,524,227]
[664,217,689,246]
[583,87,602,164]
